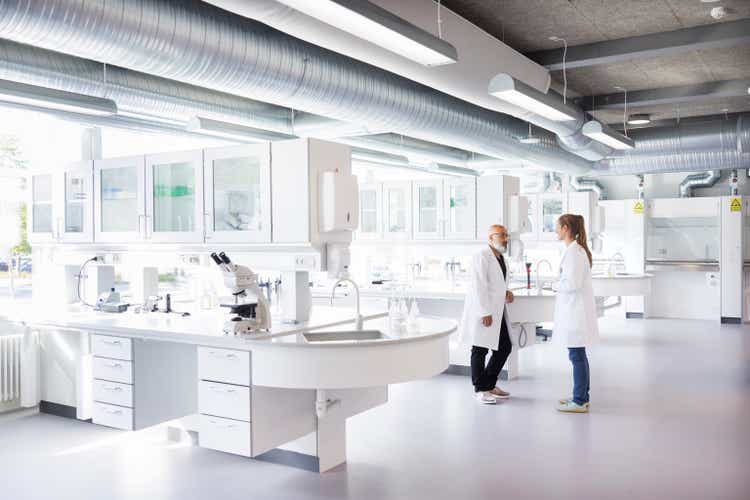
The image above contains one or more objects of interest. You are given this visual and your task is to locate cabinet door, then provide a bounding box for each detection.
[444,178,476,240]
[28,171,56,243]
[145,150,204,243]
[413,180,444,240]
[356,183,382,240]
[521,194,539,241]
[538,193,567,240]
[383,181,412,240]
[59,161,94,243]
[204,144,271,243]
[94,156,146,243]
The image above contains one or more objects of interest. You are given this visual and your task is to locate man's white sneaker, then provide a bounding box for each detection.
[475,392,497,405]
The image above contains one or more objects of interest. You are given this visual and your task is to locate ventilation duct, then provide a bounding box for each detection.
[594,151,750,176]
[0,0,593,176]
[679,171,721,198]
[570,177,607,200]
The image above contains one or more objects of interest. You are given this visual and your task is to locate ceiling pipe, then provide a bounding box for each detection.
[0,0,593,176]
[593,151,750,176]
[570,177,607,200]
[679,171,722,198]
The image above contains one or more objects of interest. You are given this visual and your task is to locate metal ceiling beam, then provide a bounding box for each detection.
[580,79,750,111]
[527,19,750,70]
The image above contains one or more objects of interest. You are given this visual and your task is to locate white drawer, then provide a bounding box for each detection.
[92,402,133,430]
[91,334,132,361]
[199,381,251,422]
[199,414,251,457]
[198,347,250,386]
[93,356,133,384]
[93,379,133,408]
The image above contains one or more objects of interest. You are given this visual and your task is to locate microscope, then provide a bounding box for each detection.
[210,252,271,335]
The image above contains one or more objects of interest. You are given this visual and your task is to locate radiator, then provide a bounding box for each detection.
[1,335,22,402]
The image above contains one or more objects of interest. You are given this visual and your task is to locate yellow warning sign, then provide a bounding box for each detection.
[633,200,644,215]
[730,197,742,212]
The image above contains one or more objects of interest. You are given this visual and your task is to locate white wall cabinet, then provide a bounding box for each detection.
[357,183,383,240]
[444,178,476,240]
[58,162,94,243]
[94,155,146,243]
[204,144,271,244]
[145,150,205,243]
[412,180,443,240]
[537,193,567,240]
[383,181,412,240]
[28,170,57,244]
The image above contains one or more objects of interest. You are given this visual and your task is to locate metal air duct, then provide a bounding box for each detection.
[0,0,593,175]
[679,171,722,197]
[570,177,607,200]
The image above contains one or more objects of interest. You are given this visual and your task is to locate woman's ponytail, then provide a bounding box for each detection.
[559,213,593,267]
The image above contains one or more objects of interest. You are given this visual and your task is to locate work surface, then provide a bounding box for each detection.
[3,316,747,500]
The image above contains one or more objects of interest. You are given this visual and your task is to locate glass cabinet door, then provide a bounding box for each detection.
[445,178,476,240]
[204,144,271,243]
[383,181,411,239]
[146,150,204,243]
[95,156,146,243]
[413,180,443,239]
[357,183,382,239]
[29,172,55,242]
[539,193,566,240]
[59,162,94,242]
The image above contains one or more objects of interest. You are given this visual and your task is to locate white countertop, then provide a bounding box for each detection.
[2,304,455,350]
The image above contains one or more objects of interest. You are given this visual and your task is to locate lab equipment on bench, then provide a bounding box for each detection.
[210,251,271,335]
[96,287,129,313]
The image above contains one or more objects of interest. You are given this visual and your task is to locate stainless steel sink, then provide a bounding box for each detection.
[303,330,390,343]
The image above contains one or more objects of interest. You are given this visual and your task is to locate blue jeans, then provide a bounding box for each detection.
[568,348,590,405]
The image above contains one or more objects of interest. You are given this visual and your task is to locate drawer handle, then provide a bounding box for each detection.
[209,351,238,359]
[106,362,123,368]
[208,420,237,429]
[103,386,124,392]
[101,339,122,345]
[209,386,236,394]
[104,408,123,415]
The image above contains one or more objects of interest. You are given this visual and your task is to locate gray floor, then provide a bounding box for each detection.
[1,317,749,500]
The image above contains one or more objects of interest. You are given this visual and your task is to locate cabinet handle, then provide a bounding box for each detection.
[209,351,238,359]
[101,339,122,345]
[104,408,123,415]
[106,362,123,368]
[103,386,123,392]
[208,420,236,429]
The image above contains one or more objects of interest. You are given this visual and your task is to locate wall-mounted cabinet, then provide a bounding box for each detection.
[204,144,271,244]
[444,178,476,240]
[538,192,567,240]
[412,179,443,240]
[383,181,412,240]
[95,155,146,243]
[29,162,94,244]
[357,183,383,240]
[145,150,204,243]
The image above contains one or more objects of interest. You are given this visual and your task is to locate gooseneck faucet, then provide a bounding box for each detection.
[331,277,363,331]
[535,259,554,290]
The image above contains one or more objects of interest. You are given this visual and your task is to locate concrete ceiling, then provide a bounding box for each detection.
[441,0,750,124]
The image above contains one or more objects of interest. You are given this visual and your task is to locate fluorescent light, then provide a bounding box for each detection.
[582,121,635,150]
[274,0,458,66]
[488,73,577,122]
[187,116,294,142]
[0,79,117,116]
[627,113,651,125]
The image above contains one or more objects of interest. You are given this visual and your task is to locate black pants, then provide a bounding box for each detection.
[471,327,512,392]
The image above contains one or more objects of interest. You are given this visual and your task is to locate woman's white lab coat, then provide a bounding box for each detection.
[461,246,513,351]
[553,241,599,348]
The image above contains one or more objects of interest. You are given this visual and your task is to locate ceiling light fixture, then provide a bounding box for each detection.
[187,116,294,142]
[489,73,577,122]
[627,113,652,125]
[273,0,458,66]
[582,121,635,150]
[0,78,117,116]
[518,122,541,144]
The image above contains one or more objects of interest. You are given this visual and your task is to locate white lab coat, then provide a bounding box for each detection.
[461,246,513,350]
[553,241,600,347]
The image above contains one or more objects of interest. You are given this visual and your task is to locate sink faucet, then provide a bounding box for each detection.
[536,259,553,289]
[331,277,363,331]
[608,252,626,276]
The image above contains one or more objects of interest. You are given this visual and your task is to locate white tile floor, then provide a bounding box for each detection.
[1,317,748,500]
